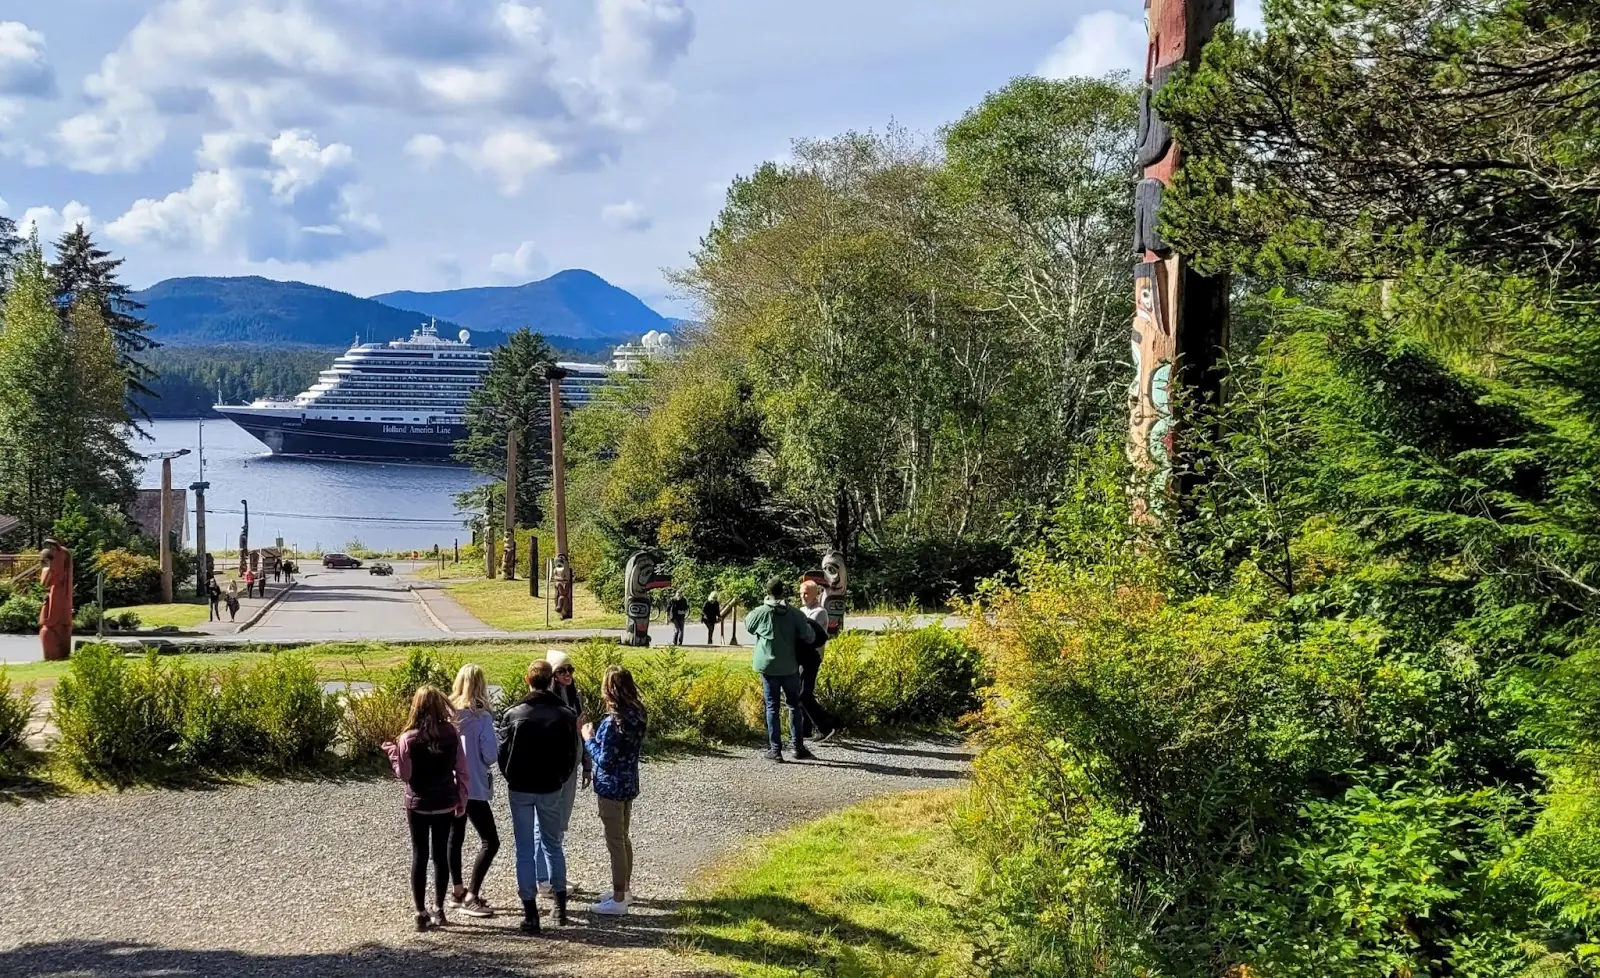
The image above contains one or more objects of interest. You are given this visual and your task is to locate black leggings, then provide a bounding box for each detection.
[798,657,835,738]
[448,799,500,895]
[408,810,453,912]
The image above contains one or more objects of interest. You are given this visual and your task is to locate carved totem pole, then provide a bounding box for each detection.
[622,550,672,647]
[1129,0,1232,521]
[38,538,74,661]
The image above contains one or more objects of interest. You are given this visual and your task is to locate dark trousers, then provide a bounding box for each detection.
[407,810,453,912]
[208,599,219,621]
[797,653,835,738]
[762,672,804,751]
[449,798,500,896]
[671,617,685,645]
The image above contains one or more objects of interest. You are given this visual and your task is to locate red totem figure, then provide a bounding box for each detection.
[1130,0,1232,522]
[39,538,74,661]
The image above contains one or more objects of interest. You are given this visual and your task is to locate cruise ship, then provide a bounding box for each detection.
[215,322,630,462]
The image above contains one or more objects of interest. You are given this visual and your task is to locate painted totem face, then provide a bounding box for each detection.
[821,551,847,593]
[626,553,656,598]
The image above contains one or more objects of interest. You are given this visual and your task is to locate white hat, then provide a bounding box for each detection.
[546,649,572,670]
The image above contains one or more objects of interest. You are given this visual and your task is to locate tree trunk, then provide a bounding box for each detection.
[502,425,519,580]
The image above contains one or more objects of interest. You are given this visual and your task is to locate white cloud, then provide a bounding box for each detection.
[601,199,652,233]
[404,133,449,166]
[456,128,564,194]
[488,240,546,282]
[53,0,694,175]
[16,201,93,243]
[107,129,383,264]
[0,21,54,98]
[1038,11,1147,81]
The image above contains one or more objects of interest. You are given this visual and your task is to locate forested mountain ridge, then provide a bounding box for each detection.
[132,271,670,348]
[370,269,671,338]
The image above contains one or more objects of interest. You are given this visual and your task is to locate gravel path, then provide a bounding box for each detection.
[0,738,970,977]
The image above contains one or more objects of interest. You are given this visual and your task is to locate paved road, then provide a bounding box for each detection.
[245,567,444,642]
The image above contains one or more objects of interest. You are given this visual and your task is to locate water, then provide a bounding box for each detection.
[132,419,490,554]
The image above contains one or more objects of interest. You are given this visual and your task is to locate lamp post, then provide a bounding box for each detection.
[145,449,191,604]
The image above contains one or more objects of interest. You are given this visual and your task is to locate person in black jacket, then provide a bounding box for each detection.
[497,659,578,933]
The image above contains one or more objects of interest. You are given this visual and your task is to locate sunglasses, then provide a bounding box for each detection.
[555,666,574,675]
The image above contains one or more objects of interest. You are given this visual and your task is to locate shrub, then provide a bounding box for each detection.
[814,631,879,728]
[342,686,408,758]
[53,646,190,780]
[113,610,142,630]
[94,549,162,607]
[233,655,341,768]
[568,641,626,716]
[685,663,760,743]
[378,647,457,702]
[0,593,41,634]
[0,667,35,774]
[633,646,700,742]
[869,625,984,726]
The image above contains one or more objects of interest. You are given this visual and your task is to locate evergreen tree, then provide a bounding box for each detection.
[0,214,19,299]
[456,328,557,527]
[0,232,137,545]
[49,224,158,422]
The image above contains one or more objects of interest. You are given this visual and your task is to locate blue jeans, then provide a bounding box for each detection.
[507,789,566,898]
[762,672,804,751]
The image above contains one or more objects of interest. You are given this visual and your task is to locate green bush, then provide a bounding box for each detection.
[112,610,141,630]
[53,646,190,780]
[686,663,760,743]
[0,593,41,634]
[0,667,35,774]
[55,646,339,780]
[378,647,457,702]
[633,646,700,741]
[93,549,162,607]
[341,686,408,758]
[869,625,984,726]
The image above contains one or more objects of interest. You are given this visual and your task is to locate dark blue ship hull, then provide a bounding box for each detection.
[216,410,465,462]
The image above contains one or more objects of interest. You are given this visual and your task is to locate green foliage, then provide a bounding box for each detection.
[0,667,36,775]
[53,645,339,781]
[141,346,334,418]
[341,686,408,759]
[456,327,557,528]
[93,548,161,608]
[377,647,458,703]
[0,593,42,633]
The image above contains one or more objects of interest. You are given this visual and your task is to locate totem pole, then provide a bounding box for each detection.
[622,550,671,647]
[1129,0,1232,521]
[551,552,574,620]
[820,551,848,636]
[38,538,73,661]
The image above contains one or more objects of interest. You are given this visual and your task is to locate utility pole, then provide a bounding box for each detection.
[548,366,571,617]
[148,449,191,604]
[191,480,209,598]
[1129,0,1232,522]
[239,499,249,575]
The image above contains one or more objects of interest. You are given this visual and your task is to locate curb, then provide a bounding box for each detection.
[410,586,454,635]
[237,580,298,633]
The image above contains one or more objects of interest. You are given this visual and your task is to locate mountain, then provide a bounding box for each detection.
[132,276,462,348]
[370,268,670,340]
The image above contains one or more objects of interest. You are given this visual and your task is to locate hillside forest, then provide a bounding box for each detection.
[529,2,1600,974]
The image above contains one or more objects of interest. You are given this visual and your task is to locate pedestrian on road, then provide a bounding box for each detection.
[543,649,591,895]
[582,665,647,916]
[796,580,838,742]
[667,590,689,646]
[206,578,222,622]
[701,592,721,646]
[497,659,579,933]
[382,686,470,932]
[273,561,281,583]
[225,580,239,621]
[745,576,815,762]
[243,568,255,600]
[446,665,500,918]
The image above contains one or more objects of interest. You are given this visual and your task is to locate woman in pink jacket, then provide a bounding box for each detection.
[383,686,469,931]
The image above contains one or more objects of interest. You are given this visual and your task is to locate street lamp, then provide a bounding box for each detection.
[144,449,191,604]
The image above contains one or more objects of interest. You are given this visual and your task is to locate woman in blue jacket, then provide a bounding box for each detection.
[581,665,647,916]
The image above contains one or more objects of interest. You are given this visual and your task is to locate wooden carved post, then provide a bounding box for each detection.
[1130,0,1232,521]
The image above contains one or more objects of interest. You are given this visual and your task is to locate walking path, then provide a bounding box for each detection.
[0,737,972,977]
[0,566,964,664]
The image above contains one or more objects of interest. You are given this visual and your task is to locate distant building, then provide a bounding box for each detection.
[555,361,612,408]
[132,488,189,548]
[552,331,677,410]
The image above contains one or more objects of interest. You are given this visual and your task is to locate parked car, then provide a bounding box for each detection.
[322,552,362,569]
[369,561,394,576]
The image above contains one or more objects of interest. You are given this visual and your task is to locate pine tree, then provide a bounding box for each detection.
[456,328,557,527]
[0,214,20,299]
[49,224,158,422]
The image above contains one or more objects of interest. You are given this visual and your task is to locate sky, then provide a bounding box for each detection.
[0,0,1261,319]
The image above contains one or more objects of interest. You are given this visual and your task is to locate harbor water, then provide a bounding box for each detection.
[132,418,490,554]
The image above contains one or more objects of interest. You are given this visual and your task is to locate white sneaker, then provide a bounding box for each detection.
[593,897,629,916]
[537,881,552,896]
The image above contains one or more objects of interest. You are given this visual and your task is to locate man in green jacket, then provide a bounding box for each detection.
[745,576,820,761]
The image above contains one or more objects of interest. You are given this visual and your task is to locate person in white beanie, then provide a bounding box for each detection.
[538,649,591,895]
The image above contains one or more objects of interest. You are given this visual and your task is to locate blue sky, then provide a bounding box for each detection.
[0,1,1260,318]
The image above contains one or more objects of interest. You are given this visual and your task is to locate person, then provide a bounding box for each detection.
[243,567,256,599]
[582,666,647,916]
[273,560,282,583]
[206,578,222,622]
[542,649,592,895]
[225,580,240,622]
[702,592,724,646]
[745,576,816,762]
[497,659,579,933]
[666,590,689,646]
[796,580,838,742]
[382,686,470,932]
[447,665,500,918]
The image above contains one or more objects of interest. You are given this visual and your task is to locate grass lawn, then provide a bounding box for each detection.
[2,639,745,694]
[677,789,978,978]
[107,598,212,630]
[446,577,625,631]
